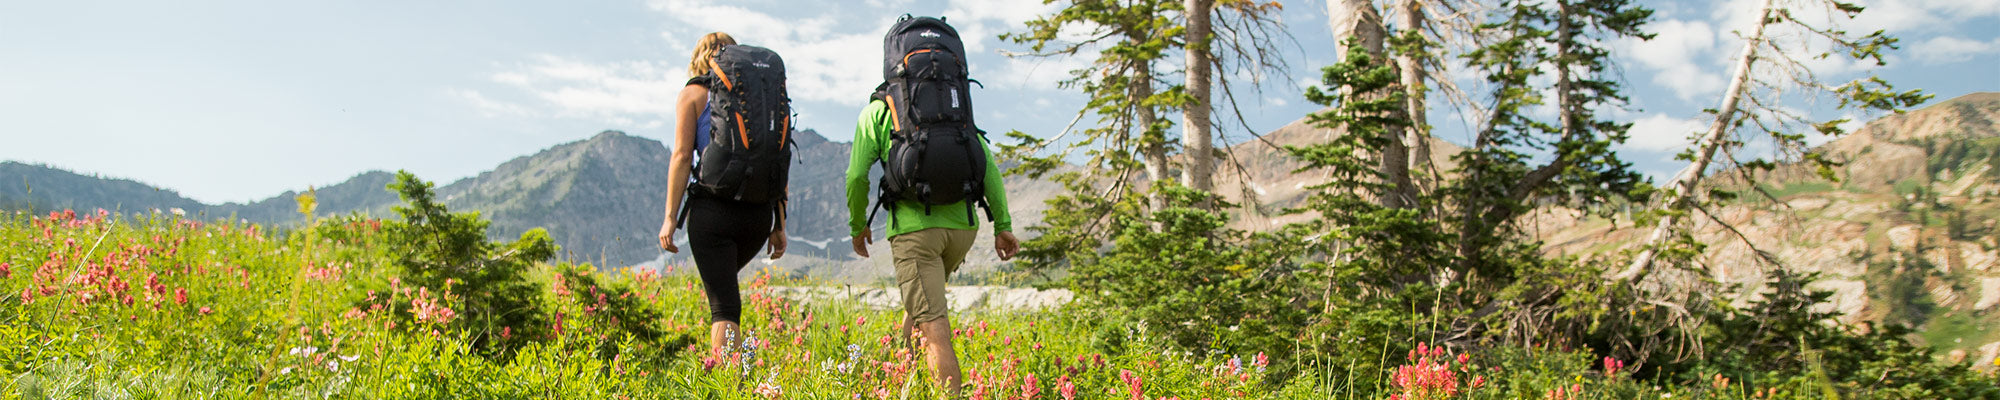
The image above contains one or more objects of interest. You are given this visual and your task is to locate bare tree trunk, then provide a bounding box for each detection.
[1135,61,1171,211]
[1329,0,1386,56]
[1615,0,1775,282]
[1397,0,1432,205]
[1554,0,1576,156]
[1182,0,1217,198]
[1329,0,1411,209]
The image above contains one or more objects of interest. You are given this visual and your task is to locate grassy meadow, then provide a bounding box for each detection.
[0,207,1992,399]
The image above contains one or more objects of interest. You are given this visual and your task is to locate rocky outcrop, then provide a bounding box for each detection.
[1977,277,2000,311]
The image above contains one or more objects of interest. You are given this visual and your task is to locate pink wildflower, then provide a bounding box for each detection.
[1119,369,1143,400]
[199,306,213,315]
[1057,376,1076,400]
[753,382,782,398]
[1022,373,1041,399]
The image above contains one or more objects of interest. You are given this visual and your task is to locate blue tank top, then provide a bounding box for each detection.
[693,102,712,155]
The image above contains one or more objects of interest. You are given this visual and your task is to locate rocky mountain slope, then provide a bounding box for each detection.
[1533,92,2000,365]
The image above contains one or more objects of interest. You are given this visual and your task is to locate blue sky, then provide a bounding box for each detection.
[1,0,1996,204]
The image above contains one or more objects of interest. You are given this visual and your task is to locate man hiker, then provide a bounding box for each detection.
[846,15,1019,394]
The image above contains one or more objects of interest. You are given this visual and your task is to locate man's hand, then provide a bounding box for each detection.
[658,220,680,253]
[851,229,873,258]
[994,231,1020,261]
[767,229,787,260]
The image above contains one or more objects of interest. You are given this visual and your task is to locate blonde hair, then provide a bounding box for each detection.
[689,32,737,78]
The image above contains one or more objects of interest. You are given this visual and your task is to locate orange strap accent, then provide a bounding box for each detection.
[713,65,736,90]
[778,114,790,145]
[884,96,902,130]
[735,112,750,147]
[903,49,936,68]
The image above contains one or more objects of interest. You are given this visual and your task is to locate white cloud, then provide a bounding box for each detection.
[1624,113,1709,152]
[642,0,878,104]
[944,0,1060,53]
[1620,18,1725,102]
[1848,0,1945,33]
[1912,36,2000,64]
[450,89,535,118]
[1924,0,2000,17]
[457,55,684,128]
[988,52,1092,90]
[863,0,913,8]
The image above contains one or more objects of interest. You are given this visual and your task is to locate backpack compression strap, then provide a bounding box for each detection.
[710,67,752,147]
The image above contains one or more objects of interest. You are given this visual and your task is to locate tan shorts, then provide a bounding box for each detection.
[891,228,976,323]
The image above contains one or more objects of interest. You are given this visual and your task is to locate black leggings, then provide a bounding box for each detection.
[685,195,774,323]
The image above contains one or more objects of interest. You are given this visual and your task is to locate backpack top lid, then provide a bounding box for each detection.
[711,44,786,90]
[882,15,964,80]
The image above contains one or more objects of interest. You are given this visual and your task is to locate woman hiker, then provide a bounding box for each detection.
[658,31,794,355]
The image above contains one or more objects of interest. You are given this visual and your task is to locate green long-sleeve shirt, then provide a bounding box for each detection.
[846,99,1013,238]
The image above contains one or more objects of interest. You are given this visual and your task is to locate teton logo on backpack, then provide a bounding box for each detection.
[870,15,991,226]
[690,44,793,208]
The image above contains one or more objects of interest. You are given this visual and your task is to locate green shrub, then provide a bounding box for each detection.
[379,171,555,356]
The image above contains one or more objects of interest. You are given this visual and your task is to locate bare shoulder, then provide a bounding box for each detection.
[677,84,708,104]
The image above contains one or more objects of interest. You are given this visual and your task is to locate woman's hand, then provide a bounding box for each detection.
[659,220,680,253]
[767,229,787,260]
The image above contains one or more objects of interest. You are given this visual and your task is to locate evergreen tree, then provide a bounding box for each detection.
[382,171,555,354]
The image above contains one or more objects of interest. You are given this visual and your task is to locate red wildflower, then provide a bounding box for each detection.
[1058,375,1076,400]
[554,312,565,336]
[0,262,10,278]
[1119,369,1143,400]
[199,306,213,315]
[1023,373,1041,399]
[174,288,188,305]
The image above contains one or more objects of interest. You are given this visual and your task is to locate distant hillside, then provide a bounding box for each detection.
[0,162,206,214]
[211,170,401,223]
[1211,112,1465,230]
[1534,92,2000,365]
[0,129,1034,273]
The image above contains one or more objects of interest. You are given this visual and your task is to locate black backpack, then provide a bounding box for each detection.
[682,45,793,226]
[869,15,991,225]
